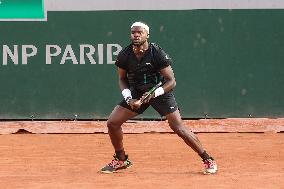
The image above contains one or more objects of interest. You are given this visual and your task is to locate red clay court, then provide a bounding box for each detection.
[0,119,283,189]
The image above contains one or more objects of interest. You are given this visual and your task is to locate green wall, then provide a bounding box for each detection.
[0,10,283,119]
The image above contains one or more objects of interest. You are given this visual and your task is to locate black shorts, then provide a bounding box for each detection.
[119,90,178,116]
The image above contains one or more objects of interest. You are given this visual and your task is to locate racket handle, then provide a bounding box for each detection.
[140,81,163,103]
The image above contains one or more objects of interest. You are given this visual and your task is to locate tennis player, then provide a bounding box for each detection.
[100,21,217,174]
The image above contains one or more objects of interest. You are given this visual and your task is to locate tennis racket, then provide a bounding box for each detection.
[139,81,163,104]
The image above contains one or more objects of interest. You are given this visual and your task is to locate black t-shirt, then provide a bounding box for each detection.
[115,43,173,93]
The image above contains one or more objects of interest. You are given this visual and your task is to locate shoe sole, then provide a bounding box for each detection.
[100,170,116,174]
[203,170,217,175]
[100,164,132,174]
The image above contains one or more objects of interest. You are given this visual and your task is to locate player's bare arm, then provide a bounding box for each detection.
[117,67,141,110]
[159,65,176,92]
[117,67,129,90]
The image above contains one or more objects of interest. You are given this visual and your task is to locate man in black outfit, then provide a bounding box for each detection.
[100,21,217,174]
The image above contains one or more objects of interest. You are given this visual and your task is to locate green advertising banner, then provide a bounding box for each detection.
[0,10,284,119]
[0,0,44,19]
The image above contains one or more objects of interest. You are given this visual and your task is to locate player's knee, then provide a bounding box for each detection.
[106,119,121,131]
[170,125,187,138]
[170,125,185,135]
[168,119,183,132]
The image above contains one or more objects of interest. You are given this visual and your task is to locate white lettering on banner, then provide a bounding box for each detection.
[80,44,96,64]
[3,45,19,65]
[46,45,61,65]
[22,45,37,65]
[46,44,121,65]
[107,44,122,64]
[60,45,79,64]
[1,44,122,65]
[98,44,103,64]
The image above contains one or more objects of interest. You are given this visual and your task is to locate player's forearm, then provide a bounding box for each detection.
[162,77,176,93]
[159,66,176,93]
[118,78,129,91]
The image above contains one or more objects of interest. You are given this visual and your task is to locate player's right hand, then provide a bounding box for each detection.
[129,99,142,110]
